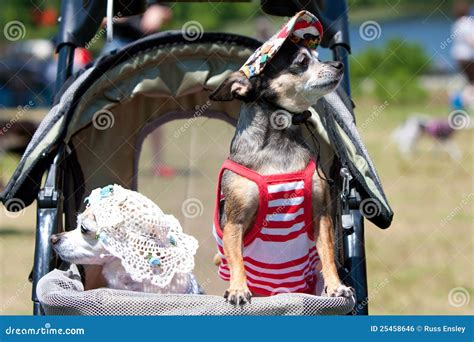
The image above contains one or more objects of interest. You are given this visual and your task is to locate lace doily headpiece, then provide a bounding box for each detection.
[84,184,198,288]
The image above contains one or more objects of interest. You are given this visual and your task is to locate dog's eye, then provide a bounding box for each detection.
[296,54,309,67]
[80,224,89,234]
[289,53,310,74]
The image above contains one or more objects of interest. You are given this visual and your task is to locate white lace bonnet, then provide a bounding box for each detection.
[84,184,198,288]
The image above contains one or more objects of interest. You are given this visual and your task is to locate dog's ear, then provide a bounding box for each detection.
[209,71,253,102]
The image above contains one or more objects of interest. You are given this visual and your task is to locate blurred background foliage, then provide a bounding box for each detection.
[350,39,430,104]
[1,0,60,39]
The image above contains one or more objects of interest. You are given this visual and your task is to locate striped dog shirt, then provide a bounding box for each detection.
[213,158,320,296]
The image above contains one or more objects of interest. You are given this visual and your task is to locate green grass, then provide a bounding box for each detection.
[354,96,473,314]
[0,95,472,315]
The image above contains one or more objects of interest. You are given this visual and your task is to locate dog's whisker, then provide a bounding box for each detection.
[99,253,113,259]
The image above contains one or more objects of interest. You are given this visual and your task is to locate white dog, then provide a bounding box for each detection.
[50,184,200,294]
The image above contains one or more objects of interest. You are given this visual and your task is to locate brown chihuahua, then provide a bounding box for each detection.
[209,39,354,305]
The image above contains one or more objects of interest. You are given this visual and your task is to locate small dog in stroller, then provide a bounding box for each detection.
[50,184,201,294]
[210,11,353,305]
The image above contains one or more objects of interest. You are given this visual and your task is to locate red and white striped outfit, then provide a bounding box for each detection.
[213,159,320,296]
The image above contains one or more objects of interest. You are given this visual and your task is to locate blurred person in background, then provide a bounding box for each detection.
[101,3,172,54]
[452,0,474,85]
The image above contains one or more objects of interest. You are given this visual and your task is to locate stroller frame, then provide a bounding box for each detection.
[30,0,369,315]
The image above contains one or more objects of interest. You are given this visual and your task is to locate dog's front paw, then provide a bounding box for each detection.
[327,284,354,299]
[224,285,252,305]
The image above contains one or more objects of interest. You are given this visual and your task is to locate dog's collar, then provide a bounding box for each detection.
[291,110,312,125]
[262,99,312,125]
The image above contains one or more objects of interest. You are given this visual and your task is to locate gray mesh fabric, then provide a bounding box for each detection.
[37,266,355,316]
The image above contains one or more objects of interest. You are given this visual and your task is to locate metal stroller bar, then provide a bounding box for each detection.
[32,147,64,315]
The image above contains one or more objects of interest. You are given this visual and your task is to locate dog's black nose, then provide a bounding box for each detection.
[328,61,343,70]
[50,234,60,245]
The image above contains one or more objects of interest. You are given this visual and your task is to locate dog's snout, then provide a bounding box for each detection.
[50,234,61,245]
[327,61,343,70]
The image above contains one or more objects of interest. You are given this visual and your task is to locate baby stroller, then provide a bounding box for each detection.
[0,0,393,316]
